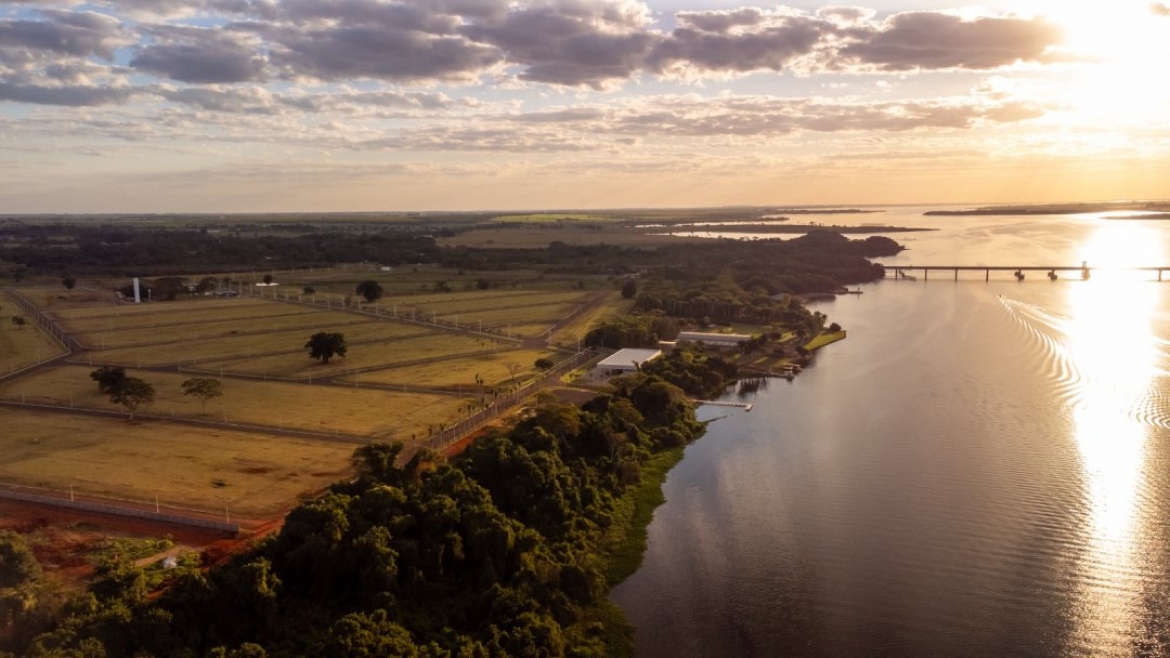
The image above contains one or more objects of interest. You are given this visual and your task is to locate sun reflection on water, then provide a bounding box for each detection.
[1064,222,1161,653]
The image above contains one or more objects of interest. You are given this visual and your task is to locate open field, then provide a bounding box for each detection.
[47,296,271,321]
[346,348,562,388]
[1,293,68,372]
[549,292,633,347]
[54,302,321,333]
[0,408,356,516]
[194,332,494,378]
[491,213,622,223]
[433,302,578,328]
[403,290,589,313]
[0,365,467,440]
[68,310,373,349]
[71,320,434,368]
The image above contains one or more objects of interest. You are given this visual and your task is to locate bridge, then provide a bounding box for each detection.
[884,265,1170,282]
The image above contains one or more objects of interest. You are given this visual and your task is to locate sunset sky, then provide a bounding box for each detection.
[1,0,1168,213]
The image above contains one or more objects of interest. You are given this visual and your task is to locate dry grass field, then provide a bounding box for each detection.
[193,332,493,378]
[72,319,434,368]
[0,365,468,440]
[1,293,68,372]
[69,311,372,350]
[346,348,562,388]
[0,279,597,519]
[548,292,633,347]
[49,296,271,320]
[0,408,355,516]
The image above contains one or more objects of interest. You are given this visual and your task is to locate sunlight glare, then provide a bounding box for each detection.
[1036,0,1170,125]
[1064,222,1161,651]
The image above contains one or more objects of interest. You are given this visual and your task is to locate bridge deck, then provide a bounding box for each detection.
[884,265,1170,281]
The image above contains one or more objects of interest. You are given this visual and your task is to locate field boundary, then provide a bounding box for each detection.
[0,482,240,534]
[0,399,369,444]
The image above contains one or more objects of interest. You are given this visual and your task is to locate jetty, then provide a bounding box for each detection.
[885,265,1170,282]
[696,400,753,412]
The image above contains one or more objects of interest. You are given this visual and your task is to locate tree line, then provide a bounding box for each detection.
[4,370,711,657]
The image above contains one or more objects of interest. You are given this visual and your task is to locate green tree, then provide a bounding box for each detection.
[355,280,383,303]
[534,357,555,370]
[305,332,347,364]
[302,286,315,296]
[0,531,40,590]
[110,377,155,420]
[262,274,274,285]
[181,378,223,414]
[62,276,77,290]
[621,279,637,299]
[10,317,25,330]
[90,366,127,395]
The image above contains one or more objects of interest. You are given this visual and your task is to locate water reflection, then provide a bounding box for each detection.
[1064,223,1161,654]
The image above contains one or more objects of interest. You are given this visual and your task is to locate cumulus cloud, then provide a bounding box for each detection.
[0,80,136,105]
[649,11,835,77]
[0,10,127,59]
[462,0,658,87]
[132,27,267,83]
[840,12,1062,71]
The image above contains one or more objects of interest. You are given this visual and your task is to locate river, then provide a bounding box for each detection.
[610,208,1170,657]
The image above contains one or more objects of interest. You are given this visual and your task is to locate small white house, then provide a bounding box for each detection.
[596,348,662,376]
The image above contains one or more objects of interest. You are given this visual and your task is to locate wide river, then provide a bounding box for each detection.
[611,208,1170,657]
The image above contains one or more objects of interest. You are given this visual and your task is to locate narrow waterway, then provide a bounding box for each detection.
[611,211,1170,657]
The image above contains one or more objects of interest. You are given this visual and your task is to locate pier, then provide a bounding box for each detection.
[696,400,753,412]
[885,265,1170,282]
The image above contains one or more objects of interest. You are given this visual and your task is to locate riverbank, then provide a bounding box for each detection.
[599,445,689,657]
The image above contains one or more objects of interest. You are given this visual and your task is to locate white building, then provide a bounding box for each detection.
[675,331,753,349]
[596,348,662,375]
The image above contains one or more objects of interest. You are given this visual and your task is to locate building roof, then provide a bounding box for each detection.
[676,331,753,343]
[597,348,662,371]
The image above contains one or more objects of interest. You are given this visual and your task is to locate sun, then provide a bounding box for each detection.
[1036,0,1170,125]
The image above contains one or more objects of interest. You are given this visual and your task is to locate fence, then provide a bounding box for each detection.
[0,482,239,534]
[406,348,603,458]
[1,290,77,382]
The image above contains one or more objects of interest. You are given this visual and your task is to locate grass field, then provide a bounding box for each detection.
[0,294,68,372]
[491,213,620,223]
[433,302,578,328]
[69,311,372,350]
[49,296,275,321]
[347,348,562,388]
[193,332,494,378]
[0,365,468,440]
[440,227,706,249]
[804,329,847,351]
[0,408,356,516]
[405,290,589,313]
[549,292,632,347]
[72,320,434,368]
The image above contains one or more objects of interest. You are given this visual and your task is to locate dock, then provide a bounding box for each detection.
[885,265,1170,282]
[696,400,753,412]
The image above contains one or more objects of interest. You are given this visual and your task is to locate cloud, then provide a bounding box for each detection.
[0,9,127,59]
[0,80,136,105]
[1153,3,1170,16]
[841,12,1062,71]
[131,27,267,83]
[649,11,835,77]
[461,0,658,87]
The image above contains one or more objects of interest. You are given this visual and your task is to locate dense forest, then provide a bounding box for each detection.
[0,224,899,294]
[3,375,704,657]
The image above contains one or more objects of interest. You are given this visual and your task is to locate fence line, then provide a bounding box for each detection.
[407,348,603,458]
[0,482,239,534]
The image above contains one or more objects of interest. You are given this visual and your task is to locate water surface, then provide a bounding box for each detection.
[611,210,1170,657]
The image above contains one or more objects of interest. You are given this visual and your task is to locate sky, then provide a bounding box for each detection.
[1,0,1168,213]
